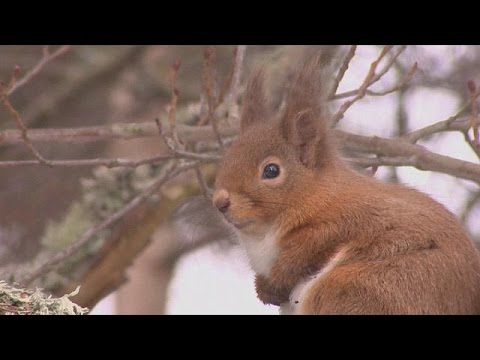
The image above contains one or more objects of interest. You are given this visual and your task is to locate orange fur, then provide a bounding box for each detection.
[212,53,480,314]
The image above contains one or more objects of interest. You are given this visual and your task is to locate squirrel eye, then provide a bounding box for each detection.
[262,163,280,179]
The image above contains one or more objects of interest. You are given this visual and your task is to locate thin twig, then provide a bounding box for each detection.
[460,189,480,222]
[346,156,417,168]
[0,117,468,148]
[156,117,175,151]
[367,46,407,86]
[203,47,218,118]
[467,80,480,147]
[0,154,172,168]
[20,161,199,287]
[0,121,239,146]
[386,74,409,180]
[0,148,222,168]
[198,93,208,126]
[200,47,225,149]
[194,165,211,199]
[405,88,480,143]
[8,46,71,96]
[210,114,224,149]
[367,62,417,97]
[332,45,402,124]
[463,131,480,161]
[172,149,222,162]
[0,87,52,166]
[333,46,409,101]
[367,163,379,176]
[336,129,480,184]
[217,47,236,106]
[328,45,357,99]
[0,117,479,183]
[225,45,247,121]
[167,59,182,147]
[198,48,216,126]
[156,115,222,162]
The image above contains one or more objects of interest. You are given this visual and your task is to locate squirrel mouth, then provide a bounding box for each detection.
[223,216,254,229]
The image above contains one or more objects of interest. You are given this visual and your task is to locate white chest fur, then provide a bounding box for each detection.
[238,228,279,277]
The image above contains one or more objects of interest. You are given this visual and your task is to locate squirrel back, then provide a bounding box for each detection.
[211,51,480,314]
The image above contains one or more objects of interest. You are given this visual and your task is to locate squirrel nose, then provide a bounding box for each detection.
[212,189,231,213]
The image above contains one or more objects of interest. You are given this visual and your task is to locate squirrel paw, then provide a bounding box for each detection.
[255,275,290,306]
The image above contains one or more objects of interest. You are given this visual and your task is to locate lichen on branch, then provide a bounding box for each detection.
[0,281,88,315]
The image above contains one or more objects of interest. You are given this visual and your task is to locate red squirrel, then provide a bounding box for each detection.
[211,52,480,314]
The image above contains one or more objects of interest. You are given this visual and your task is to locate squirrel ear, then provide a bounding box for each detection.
[240,68,271,133]
[281,53,333,168]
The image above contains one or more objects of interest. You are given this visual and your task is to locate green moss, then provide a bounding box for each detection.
[23,161,168,290]
[42,203,94,251]
[126,124,143,135]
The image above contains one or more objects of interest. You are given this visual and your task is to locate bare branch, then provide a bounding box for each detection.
[0,121,238,146]
[333,61,417,100]
[203,47,218,117]
[460,189,480,222]
[0,117,479,184]
[0,154,172,168]
[217,49,236,106]
[167,59,182,147]
[225,45,247,121]
[367,62,417,97]
[210,113,224,150]
[332,46,409,101]
[0,146,221,168]
[463,131,480,161]
[201,47,225,149]
[463,82,480,162]
[405,84,480,143]
[467,80,480,148]
[194,165,212,199]
[20,161,199,286]
[346,156,417,168]
[367,46,407,87]
[171,149,222,162]
[8,46,71,96]
[328,45,357,99]
[332,45,404,124]
[336,129,480,184]
[0,87,52,166]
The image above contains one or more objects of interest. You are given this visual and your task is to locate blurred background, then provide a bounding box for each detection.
[0,45,479,314]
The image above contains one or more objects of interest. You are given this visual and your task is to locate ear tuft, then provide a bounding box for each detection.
[240,68,271,133]
[281,49,336,168]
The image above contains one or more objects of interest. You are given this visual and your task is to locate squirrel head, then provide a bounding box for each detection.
[213,53,339,237]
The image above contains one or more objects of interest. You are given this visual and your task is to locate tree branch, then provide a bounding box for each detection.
[19,161,199,286]
[0,117,479,184]
[1,117,470,149]
[0,155,172,168]
[328,45,357,99]
[332,45,405,124]
[460,189,480,222]
[1,85,52,166]
[8,46,71,96]
[0,121,238,146]
[405,117,475,144]
[225,45,247,121]
[336,130,480,184]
